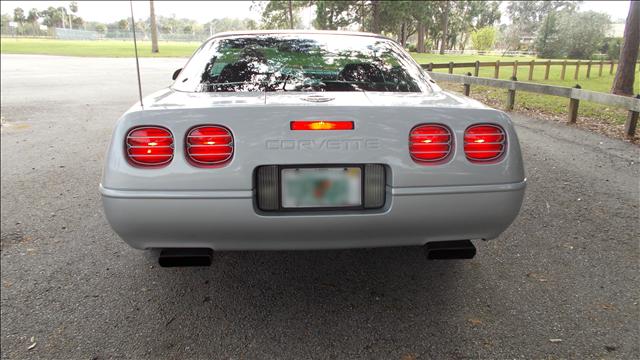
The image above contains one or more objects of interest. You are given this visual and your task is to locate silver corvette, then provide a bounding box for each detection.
[100,31,525,265]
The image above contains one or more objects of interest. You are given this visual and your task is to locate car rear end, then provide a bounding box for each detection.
[100,31,525,254]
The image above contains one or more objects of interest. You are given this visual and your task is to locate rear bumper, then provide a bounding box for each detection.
[100,181,525,250]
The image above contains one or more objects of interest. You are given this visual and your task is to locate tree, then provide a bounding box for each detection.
[150,0,159,53]
[57,7,68,28]
[69,1,78,29]
[535,11,562,58]
[471,26,496,51]
[117,19,129,31]
[1,13,12,31]
[26,8,39,34]
[41,7,64,28]
[412,1,435,53]
[369,0,381,33]
[558,11,610,59]
[506,1,579,36]
[95,23,107,34]
[612,0,639,96]
[260,0,308,29]
[13,7,25,25]
[313,0,356,30]
[439,1,450,54]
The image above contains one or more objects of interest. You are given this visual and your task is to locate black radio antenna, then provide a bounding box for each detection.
[129,0,144,108]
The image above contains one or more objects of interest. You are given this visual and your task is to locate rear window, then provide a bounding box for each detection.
[172,34,431,93]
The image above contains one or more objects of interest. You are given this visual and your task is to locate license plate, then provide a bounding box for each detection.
[281,167,362,208]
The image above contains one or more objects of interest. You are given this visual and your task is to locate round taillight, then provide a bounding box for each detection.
[409,124,452,163]
[464,124,506,162]
[126,126,173,166]
[186,125,234,166]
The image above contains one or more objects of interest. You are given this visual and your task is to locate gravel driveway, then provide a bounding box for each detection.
[1,54,638,359]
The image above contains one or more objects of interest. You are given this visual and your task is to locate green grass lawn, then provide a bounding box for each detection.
[428,59,639,127]
[2,37,636,132]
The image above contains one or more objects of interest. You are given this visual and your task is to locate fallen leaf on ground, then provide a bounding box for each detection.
[467,318,483,326]
[526,272,548,282]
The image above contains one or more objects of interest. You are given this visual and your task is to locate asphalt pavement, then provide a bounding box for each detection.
[1,54,639,359]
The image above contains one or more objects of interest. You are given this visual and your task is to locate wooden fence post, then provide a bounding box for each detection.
[506,76,517,111]
[624,95,640,138]
[568,84,581,123]
[609,61,615,74]
[544,60,551,80]
[512,60,518,78]
[474,61,480,76]
[528,60,535,80]
[448,61,454,74]
[561,60,567,80]
[574,60,580,80]
[494,60,500,78]
[463,72,472,96]
[586,60,592,79]
[598,60,603,77]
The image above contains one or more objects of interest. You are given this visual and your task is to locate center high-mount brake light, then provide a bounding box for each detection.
[290,121,354,130]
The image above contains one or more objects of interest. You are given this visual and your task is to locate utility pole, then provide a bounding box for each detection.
[150,0,159,53]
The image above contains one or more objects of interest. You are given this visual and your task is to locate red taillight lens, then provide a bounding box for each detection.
[126,126,173,166]
[291,121,354,130]
[186,125,233,166]
[464,124,506,162]
[410,124,452,163]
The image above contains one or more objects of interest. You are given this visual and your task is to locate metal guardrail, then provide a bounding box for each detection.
[427,71,640,138]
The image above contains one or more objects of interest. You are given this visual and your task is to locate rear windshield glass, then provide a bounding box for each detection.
[172,34,431,93]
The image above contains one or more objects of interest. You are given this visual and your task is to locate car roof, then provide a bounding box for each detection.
[205,30,394,42]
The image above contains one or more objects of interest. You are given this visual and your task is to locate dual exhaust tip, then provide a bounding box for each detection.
[157,240,476,267]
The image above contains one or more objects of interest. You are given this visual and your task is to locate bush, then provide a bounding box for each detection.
[601,37,622,60]
[471,27,496,51]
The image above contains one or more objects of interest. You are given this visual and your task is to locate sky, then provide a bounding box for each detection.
[0,0,633,25]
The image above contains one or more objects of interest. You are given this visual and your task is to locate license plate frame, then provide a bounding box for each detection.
[280,165,364,210]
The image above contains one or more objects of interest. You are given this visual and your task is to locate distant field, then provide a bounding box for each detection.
[0,38,200,57]
[2,37,634,132]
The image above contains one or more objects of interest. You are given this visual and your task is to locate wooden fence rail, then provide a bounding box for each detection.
[426,71,640,138]
[420,60,638,81]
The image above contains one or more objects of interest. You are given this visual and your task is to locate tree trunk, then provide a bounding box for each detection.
[329,4,335,30]
[612,0,640,96]
[371,0,381,33]
[400,22,406,46]
[439,1,450,55]
[360,0,365,31]
[417,21,425,52]
[288,0,294,29]
[150,0,159,53]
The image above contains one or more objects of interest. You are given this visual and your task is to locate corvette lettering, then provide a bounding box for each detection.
[265,138,381,151]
